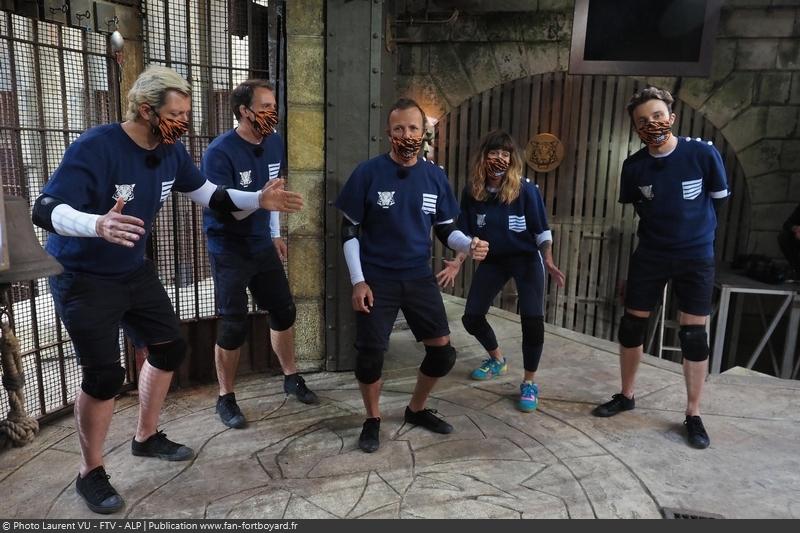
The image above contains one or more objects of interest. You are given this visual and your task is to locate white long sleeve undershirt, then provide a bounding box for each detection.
[51,204,100,237]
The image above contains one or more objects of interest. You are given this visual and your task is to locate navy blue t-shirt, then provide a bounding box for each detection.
[202,130,284,254]
[458,179,552,261]
[43,123,205,277]
[619,137,729,259]
[336,154,460,280]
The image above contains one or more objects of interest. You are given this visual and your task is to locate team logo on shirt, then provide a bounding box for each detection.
[377,191,395,208]
[239,170,253,187]
[476,213,486,228]
[638,185,654,200]
[682,178,703,200]
[112,184,135,203]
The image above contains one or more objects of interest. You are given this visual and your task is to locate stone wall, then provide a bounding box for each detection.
[708,0,800,258]
[391,0,800,260]
[393,1,573,119]
[286,0,326,371]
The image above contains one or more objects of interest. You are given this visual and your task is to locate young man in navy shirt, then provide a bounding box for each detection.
[203,79,318,430]
[591,87,729,449]
[32,66,302,514]
[336,98,489,453]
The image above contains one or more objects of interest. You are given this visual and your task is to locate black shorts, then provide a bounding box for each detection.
[625,248,716,316]
[210,245,294,318]
[355,275,450,352]
[49,261,181,367]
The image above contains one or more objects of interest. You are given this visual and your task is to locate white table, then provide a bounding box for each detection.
[712,269,800,378]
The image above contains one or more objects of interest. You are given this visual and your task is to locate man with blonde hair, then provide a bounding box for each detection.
[32,65,303,514]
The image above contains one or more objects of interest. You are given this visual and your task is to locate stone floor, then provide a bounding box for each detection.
[1,297,799,519]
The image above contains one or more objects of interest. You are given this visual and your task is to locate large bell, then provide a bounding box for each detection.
[0,195,62,284]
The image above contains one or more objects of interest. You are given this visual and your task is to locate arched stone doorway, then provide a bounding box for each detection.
[433,72,750,341]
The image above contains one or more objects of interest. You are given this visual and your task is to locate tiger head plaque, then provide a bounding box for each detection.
[525,133,564,173]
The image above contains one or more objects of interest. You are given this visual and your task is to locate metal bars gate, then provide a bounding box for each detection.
[0,10,124,421]
[143,0,285,321]
[0,0,287,423]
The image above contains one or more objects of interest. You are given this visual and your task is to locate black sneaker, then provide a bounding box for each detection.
[131,430,195,461]
[358,417,381,453]
[284,374,319,404]
[216,392,246,429]
[404,406,453,434]
[75,466,124,515]
[684,415,710,449]
[591,393,635,417]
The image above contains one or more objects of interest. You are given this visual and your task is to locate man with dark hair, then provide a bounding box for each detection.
[625,86,674,117]
[32,66,302,514]
[203,79,318,431]
[592,86,729,450]
[336,97,489,453]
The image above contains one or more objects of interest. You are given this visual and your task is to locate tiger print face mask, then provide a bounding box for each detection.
[485,156,509,176]
[150,109,188,145]
[249,107,278,137]
[637,120,672,147]
[390,135,423,162]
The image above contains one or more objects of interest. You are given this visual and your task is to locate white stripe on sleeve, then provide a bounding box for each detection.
[535,230,553,246]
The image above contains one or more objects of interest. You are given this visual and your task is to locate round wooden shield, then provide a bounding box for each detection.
[525,133,565,173]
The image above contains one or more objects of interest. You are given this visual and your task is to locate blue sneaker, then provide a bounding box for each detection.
[470,357,507,380]
[518,382,539,412]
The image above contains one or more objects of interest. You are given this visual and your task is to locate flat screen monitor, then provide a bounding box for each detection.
[569,0,722,76]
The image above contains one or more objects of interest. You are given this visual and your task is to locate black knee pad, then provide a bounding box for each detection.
[147,338,187,371]
[618,313,649,348]
[81,364,126,401]
[521,316,544,346]
[355,350,384,384]
[679,325,709,362]
[269,303,296,332]
[420,343,457,378]
[217,315,247,350]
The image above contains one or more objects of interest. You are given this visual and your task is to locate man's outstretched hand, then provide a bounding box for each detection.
[259,179,303,213]
[96,197,145,247]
